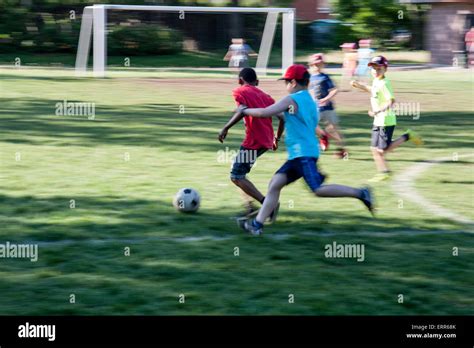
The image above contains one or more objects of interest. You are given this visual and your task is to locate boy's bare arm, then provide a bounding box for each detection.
[248,48,258,57]
[218,110,244,143]
[369,99,395,117]
[223,51,232,61]
[273,114,285,150]
[276,113,285,139]
[351,80,371,93]
[316,125,325,137]
[319,87,338,106]
[326,87,338,100]
[240,96,295,118]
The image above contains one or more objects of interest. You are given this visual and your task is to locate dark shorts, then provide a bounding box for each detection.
[229,59,249,68]
[230,146,268,180]
[276,157,325,192]
[371,126,395,150]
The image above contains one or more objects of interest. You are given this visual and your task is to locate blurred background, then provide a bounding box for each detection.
[1,0,473,68]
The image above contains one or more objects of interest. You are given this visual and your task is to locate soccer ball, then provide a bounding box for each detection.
[173,188,201,213]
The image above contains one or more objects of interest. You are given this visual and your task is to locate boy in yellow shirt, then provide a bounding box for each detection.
[351,56,423,182]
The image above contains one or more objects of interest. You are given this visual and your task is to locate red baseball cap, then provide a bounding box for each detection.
[308,53,324,65]
[368,55,389,68]
[279,64,308,80]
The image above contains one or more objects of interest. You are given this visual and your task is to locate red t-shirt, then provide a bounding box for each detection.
[232,85,275,150]
[466,30,474,50]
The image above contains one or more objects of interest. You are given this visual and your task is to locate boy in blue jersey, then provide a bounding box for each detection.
[237,64,374,236]
[308,53,347,158]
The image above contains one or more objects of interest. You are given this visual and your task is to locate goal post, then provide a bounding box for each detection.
[75,4,295,77]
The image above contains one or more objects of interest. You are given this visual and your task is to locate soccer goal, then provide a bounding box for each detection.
[75,4,295,77]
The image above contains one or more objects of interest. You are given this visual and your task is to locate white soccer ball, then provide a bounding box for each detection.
[173,188,201,213]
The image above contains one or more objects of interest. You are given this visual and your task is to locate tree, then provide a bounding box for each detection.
[229,0,242,38]
[334,0,411,44]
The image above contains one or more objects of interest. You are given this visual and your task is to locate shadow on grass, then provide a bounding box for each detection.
[0,193,467,245]
[0,98,239,151]
[0,193,234,242]
[440,180,473,184]
[0,193,472,315]
[1,97,473,152]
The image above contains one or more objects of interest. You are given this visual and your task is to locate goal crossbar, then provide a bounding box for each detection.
[75,4,295,77]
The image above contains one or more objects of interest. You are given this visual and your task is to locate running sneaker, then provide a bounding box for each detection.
[368,172,391,183]
[405,129,424,146]
[359,186,375,216]
[336,148,349,159]
[319,133,330,151]
[237,218,263,236]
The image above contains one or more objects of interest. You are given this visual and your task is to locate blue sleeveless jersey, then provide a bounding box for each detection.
[284,90,320,160]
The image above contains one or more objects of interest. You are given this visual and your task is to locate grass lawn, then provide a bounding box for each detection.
[0,66,472,315]
[0,49,430,70]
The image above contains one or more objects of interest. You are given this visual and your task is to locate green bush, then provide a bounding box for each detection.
[333,23,358,49]
[0,5,184,55]
[0,7,82,53]
[295,21,313,48]
[0,7,30,53]
[108,24,183,56]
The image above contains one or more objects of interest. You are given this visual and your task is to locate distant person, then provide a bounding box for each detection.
[308,53,348,158]
[351,56,424,183]
[339,42,358,91]
[223,38,257,71]
[465,28,474,68]
[355,39,374,81]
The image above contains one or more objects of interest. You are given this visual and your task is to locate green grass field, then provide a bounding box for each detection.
[0,49,429,69]
[0,66,472,315]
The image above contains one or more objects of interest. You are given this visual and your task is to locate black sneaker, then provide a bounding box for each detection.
[360,186,375,216]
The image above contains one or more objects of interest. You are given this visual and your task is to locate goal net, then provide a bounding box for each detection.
[75,5,295,77]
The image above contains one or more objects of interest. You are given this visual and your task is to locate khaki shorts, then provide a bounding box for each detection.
[319,110,339,125]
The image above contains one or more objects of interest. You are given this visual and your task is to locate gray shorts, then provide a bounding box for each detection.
[319,110,339,125]
[371,126,395,150]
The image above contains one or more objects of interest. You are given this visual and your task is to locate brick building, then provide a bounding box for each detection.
[400,0,474,65]
[292,0,330,21]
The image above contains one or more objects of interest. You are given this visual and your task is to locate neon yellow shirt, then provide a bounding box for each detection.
[371,77,396,127]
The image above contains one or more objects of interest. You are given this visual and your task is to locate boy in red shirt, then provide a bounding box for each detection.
[218,68,284,217]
